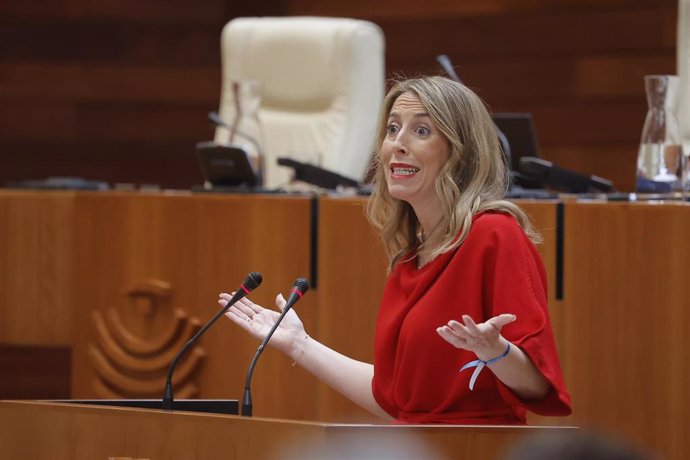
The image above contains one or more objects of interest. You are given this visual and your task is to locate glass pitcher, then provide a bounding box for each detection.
[225,80,265,187]
[636,75,684,194]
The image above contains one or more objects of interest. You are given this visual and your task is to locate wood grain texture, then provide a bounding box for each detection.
[313,198,387,422]
[0,140,203,189]
[0,63,219,104]
[1,0,228,23]
[560,201,689,460]
[69,192,317,420]
[2,191,688,458]
[286,0,675,20]
[0,0,678,192]
[0,346,71,398]
[0,401,576,460]
[0,190,75,344]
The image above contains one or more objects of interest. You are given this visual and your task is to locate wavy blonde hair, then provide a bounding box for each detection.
[366,76,542,269]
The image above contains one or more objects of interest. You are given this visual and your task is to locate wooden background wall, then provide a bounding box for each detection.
[0,0,678,191]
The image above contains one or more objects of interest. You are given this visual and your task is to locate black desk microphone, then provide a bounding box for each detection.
[241,278,310,416]
[162,272,263,410]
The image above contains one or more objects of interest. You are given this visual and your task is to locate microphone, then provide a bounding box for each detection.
[208,111,231,130]
[162,272,262,411]
[207,111,263,160]
[241,277,310,417]
[436,54,462,84]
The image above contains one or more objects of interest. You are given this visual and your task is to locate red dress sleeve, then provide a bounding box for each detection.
[476,214,572,416]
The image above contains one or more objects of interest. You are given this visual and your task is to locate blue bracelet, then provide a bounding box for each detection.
[459,342,511,391]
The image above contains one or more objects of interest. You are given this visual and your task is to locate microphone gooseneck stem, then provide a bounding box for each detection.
[163,277,259,411]
[241,278,308,417]
[208,111,264,156]
[241,305,293,417]
[162,308,229,410]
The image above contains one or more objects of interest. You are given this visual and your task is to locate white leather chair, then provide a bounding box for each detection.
[214,17,385,189]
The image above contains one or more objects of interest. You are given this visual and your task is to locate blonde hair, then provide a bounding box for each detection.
[366,76,542,269]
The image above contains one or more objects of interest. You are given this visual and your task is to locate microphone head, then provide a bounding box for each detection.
[292,277,310,295]
[244,272,263,291]
[208,111,229,129]
[435,54,462,84]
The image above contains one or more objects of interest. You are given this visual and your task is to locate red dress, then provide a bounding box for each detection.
[372,212,572,424]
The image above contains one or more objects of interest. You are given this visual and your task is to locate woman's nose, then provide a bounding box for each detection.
[391,130,409,154]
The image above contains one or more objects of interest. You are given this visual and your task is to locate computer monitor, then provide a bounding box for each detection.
[492,112,613,193]
[491,113,540,173]
[195,142,257,189]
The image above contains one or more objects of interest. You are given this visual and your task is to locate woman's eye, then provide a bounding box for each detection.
[386,124,400,135]
[415,126,430,136]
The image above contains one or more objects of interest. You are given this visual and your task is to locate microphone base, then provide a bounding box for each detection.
[50,399,239,415]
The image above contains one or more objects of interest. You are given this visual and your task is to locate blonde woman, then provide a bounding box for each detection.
[221,76,571,424]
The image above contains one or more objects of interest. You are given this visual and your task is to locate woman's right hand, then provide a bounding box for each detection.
[220,292,306,358]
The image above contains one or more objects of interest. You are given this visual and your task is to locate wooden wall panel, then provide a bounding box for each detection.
[314,198,387,423]
[287,0,673,17]
[0,0,679,191]
[70,193,317,420]
[289,0,676,193]
[0,1,285,189]
[2,191,688,457]
[561,202,689,460]
[0,345,71,399]
[0,190,74,345]
[0,140,203,188]
[2,0,229,23]
[0,22,220,65]
[0,63,219,104]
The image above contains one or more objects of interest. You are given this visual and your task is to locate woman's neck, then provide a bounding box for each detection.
[412,201,446,268]
[412,200,445,246]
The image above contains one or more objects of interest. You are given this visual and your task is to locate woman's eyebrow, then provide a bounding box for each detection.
[388,111,430,118]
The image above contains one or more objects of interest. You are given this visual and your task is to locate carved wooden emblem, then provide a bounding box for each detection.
[88,279,204,398]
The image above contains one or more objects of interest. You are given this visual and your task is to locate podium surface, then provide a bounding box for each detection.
[0,400,574,460]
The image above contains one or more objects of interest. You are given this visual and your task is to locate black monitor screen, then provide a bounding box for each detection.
[491,113,540,173]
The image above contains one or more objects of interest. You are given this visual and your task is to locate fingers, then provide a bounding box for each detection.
[436,325,467,349]
[461,315,482,335]
[275,293,287,311]
[452,313,516,335]
[223,306,255,332]
[487,313,517,330]
[438,313,516,351]
[219,292,263,313]
[447,319,473,341]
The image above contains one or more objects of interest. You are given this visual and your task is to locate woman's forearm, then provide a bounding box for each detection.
[290,335,391,420]
[484,338,550,400]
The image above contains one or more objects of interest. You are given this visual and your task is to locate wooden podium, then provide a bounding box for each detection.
[0,400,574,460]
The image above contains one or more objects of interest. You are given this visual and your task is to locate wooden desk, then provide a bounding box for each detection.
[1,190,687,459]
[559,201,690,460]
[0,400,575,460]
[0,192,559,422]
[68,192,317,420]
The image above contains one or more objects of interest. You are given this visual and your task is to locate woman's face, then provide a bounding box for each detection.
[380,92,451,210]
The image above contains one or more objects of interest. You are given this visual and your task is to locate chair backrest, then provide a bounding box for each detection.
[215,17,385,189]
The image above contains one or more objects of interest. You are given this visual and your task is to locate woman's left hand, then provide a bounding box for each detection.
[437,313,516,361]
